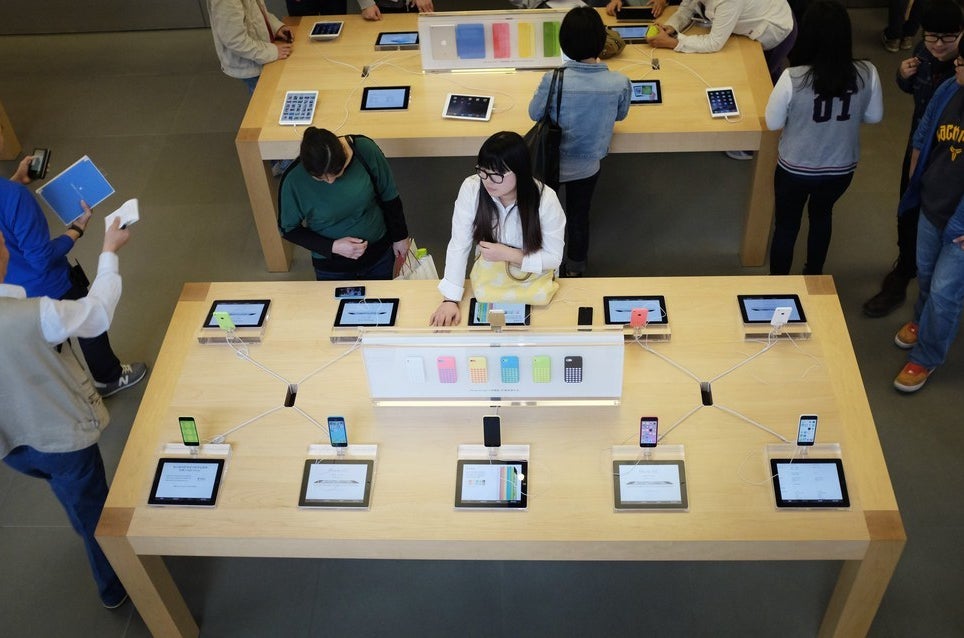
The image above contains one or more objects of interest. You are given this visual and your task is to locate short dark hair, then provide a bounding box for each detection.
[559,6,607,61]
[300,127,346,177]
[920,0,964,33]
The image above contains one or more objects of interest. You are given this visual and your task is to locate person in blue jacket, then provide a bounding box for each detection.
[892,39,964,393]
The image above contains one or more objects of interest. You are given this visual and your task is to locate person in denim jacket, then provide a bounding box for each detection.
[892,39,964,392]
[528,7,631,277]
[863,0,962,318]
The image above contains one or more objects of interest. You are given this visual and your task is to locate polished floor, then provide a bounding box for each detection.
[1,9,962,637]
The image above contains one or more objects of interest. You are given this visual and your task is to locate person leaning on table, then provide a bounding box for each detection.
[429,131,566,327]
[892,39,964,393]
[356,0,433,22]
[0,220,131,610]
[279,127,410,281]
[646,0,798,84]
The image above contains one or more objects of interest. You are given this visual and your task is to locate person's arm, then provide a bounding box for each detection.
[674,0,742,53]
[764,68,792,130]
[413,0,433,11]
[210,0,279,64]
[358,137,409,241]
[6,185,82,270]
[862,64,884,124]
[528,72,552,121]
[278,174,336,258]
[39,219,130,344]
[518,185,565,274]
[662,0,699,34]
[357,0,382,21]
[615,76,632,121]
[437,177,480,303]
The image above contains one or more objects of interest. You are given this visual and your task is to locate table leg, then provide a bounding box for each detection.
[0,99,23,160]
[818,511,906,637]
[740,129,779,267]
[236,128,292,272]
[97,507,199,638]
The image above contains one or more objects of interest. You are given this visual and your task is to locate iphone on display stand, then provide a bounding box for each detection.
[639,417,658,448]
[483,415,501,448]
[328,416,348,448]
[179,416,200,453]
[797,414,817,446]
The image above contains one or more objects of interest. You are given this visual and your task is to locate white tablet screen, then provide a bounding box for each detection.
[776,463,842,501]
[739,295,804,323]
[204,300,270,328]
[378,32,418,45]
[335,299,399,327]
[304,462,369,502]
[603,296,668,325]
[362,87,410,110]
[460,463,523,502]
[469,300,528,326]
[154,461,219,499]
[618,463,682,503]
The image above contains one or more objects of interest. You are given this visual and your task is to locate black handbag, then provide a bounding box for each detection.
[523,68,564,191]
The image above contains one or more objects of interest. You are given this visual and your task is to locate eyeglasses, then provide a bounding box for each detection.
[476,166,507,184]
[923,32,961,43]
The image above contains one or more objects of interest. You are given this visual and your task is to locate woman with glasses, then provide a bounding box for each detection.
[429,131,566,327]
[864,0,963,318]
[279,127,409,281]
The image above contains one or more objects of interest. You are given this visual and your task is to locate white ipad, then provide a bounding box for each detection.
[613,460,688,510]
[309,21,343,41]
[361,86,411,111]
[375,31,419,50]
[442,94,493,122]
[706,87,739,118]
[279,91,317,126]
[299,459,374,509]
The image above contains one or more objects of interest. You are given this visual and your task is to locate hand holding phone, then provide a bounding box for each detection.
[27,148,51,180]
[179,416,200,446]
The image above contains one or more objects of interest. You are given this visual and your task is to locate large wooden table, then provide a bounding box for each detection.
[237,10,778,272]
[97,276,903,637]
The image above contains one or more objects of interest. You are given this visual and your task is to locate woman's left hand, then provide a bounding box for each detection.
[478,241,523,265]
[392,238,410,259]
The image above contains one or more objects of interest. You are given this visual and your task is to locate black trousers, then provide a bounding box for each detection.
[770,166,854,276]
[558,171,600,268]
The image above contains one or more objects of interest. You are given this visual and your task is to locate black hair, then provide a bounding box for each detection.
[559,6,607,61]
[472,131,544,255]
[790,0,863,98]
[300,127,347,177]
[920,0,964,34]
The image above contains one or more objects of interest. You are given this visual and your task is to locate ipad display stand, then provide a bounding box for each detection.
[611,444,685,463]
[198,325,265,344]
[743,322,811,341]
[307,443,379,459]
[624,324,671,342]
[765,442,841,461]
[458,443,529,462]
[162,442,232,457]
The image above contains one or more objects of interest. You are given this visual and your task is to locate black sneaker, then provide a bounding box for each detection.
[862,270,911,318]
[94,362,148,398]
[102,593,129,610]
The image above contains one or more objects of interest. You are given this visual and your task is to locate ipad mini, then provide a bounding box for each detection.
[706,87,739,118]
[309,21,343,41]
[361,86,411,111]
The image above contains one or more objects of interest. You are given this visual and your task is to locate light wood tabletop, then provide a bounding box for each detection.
[97,276,903,638]
[236,9,778,272]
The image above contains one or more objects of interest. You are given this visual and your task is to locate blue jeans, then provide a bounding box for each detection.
[313,245,395,281]
[3,444,126,606]
[242,76,259,93]
[909,214,964,369]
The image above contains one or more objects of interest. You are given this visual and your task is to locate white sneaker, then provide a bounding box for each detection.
[725,150,754,161]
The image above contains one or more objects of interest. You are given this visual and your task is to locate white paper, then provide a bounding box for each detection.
[104,198,139,230]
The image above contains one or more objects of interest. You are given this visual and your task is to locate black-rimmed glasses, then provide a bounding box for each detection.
[923,32,961,43]
[476,166,506,184]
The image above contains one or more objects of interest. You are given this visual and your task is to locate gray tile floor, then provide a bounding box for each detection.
[1,9,962,636]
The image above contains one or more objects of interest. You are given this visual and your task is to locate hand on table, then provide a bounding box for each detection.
[429,301,461,326]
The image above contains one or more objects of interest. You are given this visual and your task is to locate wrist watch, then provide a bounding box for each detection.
[68,223,85,238]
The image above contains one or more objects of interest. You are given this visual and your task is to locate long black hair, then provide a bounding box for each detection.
[472,131,544,255]
[789,0,863,97]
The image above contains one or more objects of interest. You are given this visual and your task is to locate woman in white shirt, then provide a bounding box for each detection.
[429,131,566,326]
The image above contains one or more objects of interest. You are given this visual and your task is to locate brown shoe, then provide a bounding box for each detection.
[894,322,919,349]
[894,362,932,393]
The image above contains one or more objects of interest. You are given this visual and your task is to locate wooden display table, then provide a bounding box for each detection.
[97,276,902,637]
[237,9,778,271]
